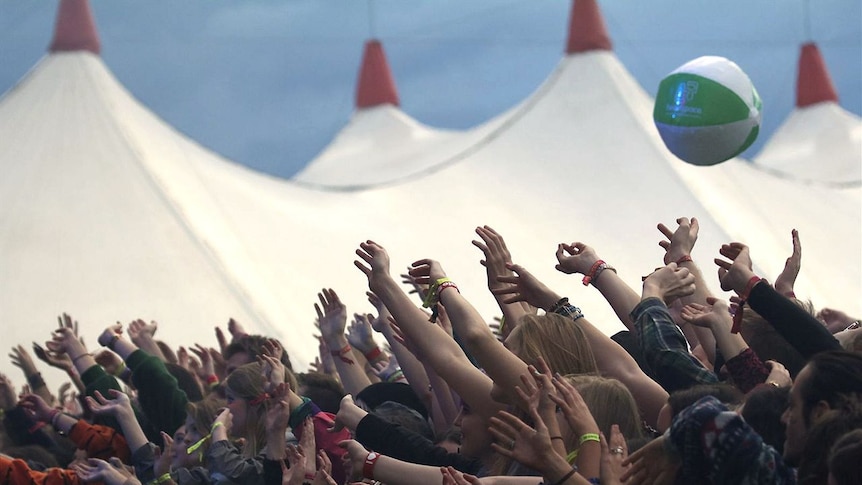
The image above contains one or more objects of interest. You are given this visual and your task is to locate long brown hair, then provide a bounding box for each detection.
[224,362,269,459]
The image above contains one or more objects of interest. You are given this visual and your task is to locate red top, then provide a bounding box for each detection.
[356,39,400,108]
[566,0,612,54]
[49,0,100,54]
[796,43,838,107]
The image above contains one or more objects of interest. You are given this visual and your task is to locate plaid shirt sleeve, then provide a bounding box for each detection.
[631,297,717,393]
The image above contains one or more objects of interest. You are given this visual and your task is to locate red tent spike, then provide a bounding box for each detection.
[566,0,612,54]
[49,0,101,55]
[796,43,838,107]
[355,40,400,109]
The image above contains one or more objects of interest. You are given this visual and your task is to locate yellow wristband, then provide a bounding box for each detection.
[147,473,172,485]
[211,421,224,434]
[578,433,600,446]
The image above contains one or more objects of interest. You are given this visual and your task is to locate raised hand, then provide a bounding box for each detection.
[642,263,696,305]
[154,431,173,478]
[126,319,158,344]
[366,292,391,333]
[408,259,448,286]
[32,342,73,373]
[549,374,600,437]
[764,360,792,388]
[46,326,88,360]
[346,313,378,355]
[281,444,308,485]
[555,242,601,275]
[312,449,338,485]
[620,435,679,484]
[714,243,756,294]
[657,217,699,265]
[400,269,429,301]
[85,389,134,420]
[73,457,137,485]
[260,353,286,391]
[680,299,732,330]
[472,225,515,290]
[370,355,401,383]
[9,345,39,379]
[600,425,630,484]
[354,240,391,285]
[96,323,124,349]
[329,395,368,434]
[189,344,215,380]
[0,374,17,411]
[336,439,370,481]
[265,383,291,435]
[315,289,348,344]
[488,406,555,473]
[774,229,801,296]
[493,263,560,310]
[18,393,54,423]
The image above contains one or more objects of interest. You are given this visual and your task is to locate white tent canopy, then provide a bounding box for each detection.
[1,0,859,388]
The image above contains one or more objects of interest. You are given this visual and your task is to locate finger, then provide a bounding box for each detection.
[657,223,674,239]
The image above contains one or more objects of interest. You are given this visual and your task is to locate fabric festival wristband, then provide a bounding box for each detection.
[147,473,172,485]
[331,344,355,364]
[582,260,605,286]
[363,451,381,479]
[363,347,382,362]
[578,433,600,445]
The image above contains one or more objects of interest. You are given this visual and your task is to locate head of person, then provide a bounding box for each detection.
[296,372,345,415]
[827,429,862,485]
[452,401,493,460]
[782,351,862,466]
[657,383,744,432]
[740,384,790,454]
[224,362,270,458]
[796,396,862,484]
[566,375,644,442]
[494,313,598,403]
[742,307,808,378]
[174,396,225,469]
[223,335,295,378]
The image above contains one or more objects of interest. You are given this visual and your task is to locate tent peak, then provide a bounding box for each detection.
[566,0,612,54]
[796,42,838,108]
[49,0,100,55]
[355,39,400,109]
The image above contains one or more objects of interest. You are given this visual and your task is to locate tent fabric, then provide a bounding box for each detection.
[1,1,859,388]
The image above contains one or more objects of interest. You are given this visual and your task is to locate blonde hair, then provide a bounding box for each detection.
[225,362,269,459]
[565,375,644,441]
[508,313,598,376]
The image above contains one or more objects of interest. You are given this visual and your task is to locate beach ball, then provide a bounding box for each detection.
[654,56,761,166]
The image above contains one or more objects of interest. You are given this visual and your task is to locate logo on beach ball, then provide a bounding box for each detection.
[654,56,762,166]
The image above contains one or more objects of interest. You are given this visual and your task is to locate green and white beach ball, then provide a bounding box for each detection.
[654,56,762,166]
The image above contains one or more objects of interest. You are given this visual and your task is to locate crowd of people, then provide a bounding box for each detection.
[1,219,860,484]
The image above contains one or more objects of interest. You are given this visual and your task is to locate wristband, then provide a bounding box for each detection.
[548,467,577,485]
[578,433,600,445]
[363,347,383,362]
[111,361,127,378]
[210,421,224,434]
[205,374,219,386]
[731,276,762,334]
[71,353,91,365]
[147,473,172,485]
[27,372,46,389]
[674,254,693,265]
[363,451,381,479]
[330,344,355,365]
[106,334,120,350]
[582,260,605,286]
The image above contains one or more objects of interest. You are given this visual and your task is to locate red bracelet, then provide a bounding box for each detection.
[363,451,381,479]
[205,374,219,386]
[675,254,693,264]
[582,260,606,286]
[437,281,459,296]
[731,276,762,334]
[363,347,382,362]
[330,344,355,365]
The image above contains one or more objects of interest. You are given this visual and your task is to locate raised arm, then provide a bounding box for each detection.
[714,243,840,357]
[316,288,373,396]
[555,241,640,331]
[472,225,533,336]
[355,241,499,420]
[657,217,716,364]
[410,258,530,408]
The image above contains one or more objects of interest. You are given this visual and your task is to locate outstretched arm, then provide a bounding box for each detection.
[657,217,716,364]
[410,258,530,407]
[715,243,840,357]
[355,241,499,420]
[472,226,533,336]
[316,289,373,396]
[555,241,640,331]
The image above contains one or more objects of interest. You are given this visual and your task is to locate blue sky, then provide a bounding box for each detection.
[1,0,859,178]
